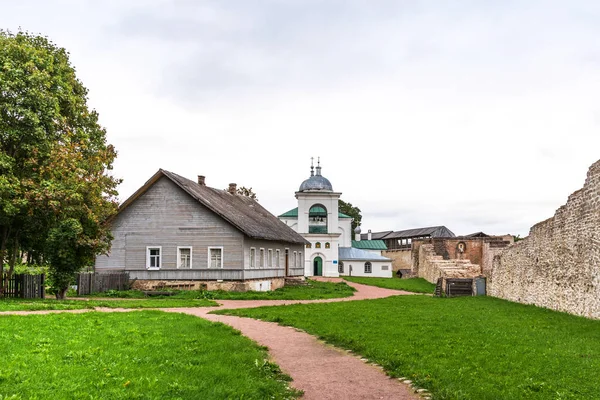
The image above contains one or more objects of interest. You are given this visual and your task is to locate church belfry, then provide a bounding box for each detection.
[288,158,350,277]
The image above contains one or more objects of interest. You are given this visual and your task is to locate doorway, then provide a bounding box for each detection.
[313,256,323,276]
[285,249,289,276]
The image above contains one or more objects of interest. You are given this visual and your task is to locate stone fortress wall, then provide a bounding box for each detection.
[489,160,600,319]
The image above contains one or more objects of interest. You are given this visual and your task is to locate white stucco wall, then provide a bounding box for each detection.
[338,260,392,278]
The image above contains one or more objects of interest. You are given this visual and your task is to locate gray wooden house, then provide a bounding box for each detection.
[95,169,307,290]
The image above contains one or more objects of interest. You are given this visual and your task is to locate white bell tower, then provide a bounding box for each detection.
[296,158,343,277]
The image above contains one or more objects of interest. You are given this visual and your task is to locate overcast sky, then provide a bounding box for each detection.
[3,1,600,237]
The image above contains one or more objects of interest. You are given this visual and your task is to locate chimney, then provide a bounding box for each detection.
[228,183,237,194]
[368,229,372,241]
[197,175,205,186]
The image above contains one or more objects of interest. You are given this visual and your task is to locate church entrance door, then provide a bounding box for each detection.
[313,257,323,276]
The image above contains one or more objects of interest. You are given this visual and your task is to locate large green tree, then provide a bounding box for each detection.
[339,199,362,232]
[0,31,119,298]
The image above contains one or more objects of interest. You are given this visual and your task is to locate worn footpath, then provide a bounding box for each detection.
[3,280,422,399]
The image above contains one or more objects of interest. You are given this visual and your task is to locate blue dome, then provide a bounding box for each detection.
[299,175,333,192]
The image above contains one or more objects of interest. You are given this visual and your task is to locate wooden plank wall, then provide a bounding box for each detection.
[1,274,45,299]
[77,272,130,295]
[96,177,245,272]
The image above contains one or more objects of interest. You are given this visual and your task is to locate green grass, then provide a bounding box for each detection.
[344,276,436,293]
[0,297,216,312]
[0,311,300,399]
[207,280,355,300]
[217,296,600,399]
[83,279,356,301]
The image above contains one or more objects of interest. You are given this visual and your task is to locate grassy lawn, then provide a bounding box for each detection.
[0,311,299,399]
[217,296,600,399]
[0,297,216,312]
[344,276,436,293]
[83,279,356,301]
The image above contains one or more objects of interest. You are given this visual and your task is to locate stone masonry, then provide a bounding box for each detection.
[490,160,600,319]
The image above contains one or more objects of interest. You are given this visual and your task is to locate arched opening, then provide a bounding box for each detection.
[309,204,328,234]
[313,256,323,276]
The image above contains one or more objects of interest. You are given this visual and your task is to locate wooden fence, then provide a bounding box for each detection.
[77,272,130,295]
[2,274,45,299]
[445,278,474,297]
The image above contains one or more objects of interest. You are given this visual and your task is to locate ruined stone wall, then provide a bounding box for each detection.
[382,249,412,272]
[417,244,482,283]
[490,160,600,319]
[417,244,442,283]
[433,238,484,265]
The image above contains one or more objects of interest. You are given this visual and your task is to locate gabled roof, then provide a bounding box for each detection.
[351,240,388,250]
[464,232,490,238]
[117,169,308,244]
[278,207,352,219]
[339,247,392,261]
[360,231,393,240]
[382,226,455,239]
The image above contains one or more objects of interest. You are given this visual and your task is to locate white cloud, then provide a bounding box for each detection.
[3,0,600,237]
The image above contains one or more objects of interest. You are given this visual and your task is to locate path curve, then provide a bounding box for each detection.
[164,280,421,399]
[1,280,422,399]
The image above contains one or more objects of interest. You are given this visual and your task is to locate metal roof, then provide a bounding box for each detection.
[117,169,308,245]
[464,232,490,238]
[278,207,352,219]
[351,240,388,250]
[383,226,455,239]
[360,231,393,240]
[339,247,392,261]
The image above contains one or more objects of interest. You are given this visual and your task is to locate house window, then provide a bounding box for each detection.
[338,261,344,274]
[292,251,297,268]
[259,248,265,268]
[268,249,273,267]
[250,248,256,268]
[382,265,389,270]
[325,242,330,249]
[146,247,161,269]
[364,262,372,274]
[297,252,302,267]
[306,243,312,248]
[315,242,321,249]
[177,247,192,268]
[276,250,280,267]
[208,247,223,268]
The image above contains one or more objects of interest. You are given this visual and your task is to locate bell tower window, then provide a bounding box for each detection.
[309,204,328,234]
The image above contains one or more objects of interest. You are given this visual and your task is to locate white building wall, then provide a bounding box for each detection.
[339,260,393,278]
[338,218,352,247]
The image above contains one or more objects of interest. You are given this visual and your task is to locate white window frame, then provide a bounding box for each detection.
[146,246,162,270]
[208,246,224,269]
[268,249,273,268]
[276,250,280,268]
[364,261,372,274]
[292,251,297,268]
[250,247,256,269]
[259,248,265,268]
[298,252,302,267]
[177,246,192,269]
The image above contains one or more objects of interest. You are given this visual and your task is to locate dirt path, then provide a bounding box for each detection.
[2,280,422,399]
[161,280,421,399]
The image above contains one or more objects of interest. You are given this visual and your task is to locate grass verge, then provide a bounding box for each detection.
[0,297,216,312]
[217,295,600,399]
[82,279,356,301]
[0,311,300,399]
[344,276,435,293]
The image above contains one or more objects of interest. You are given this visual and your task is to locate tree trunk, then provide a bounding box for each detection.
[0,225,9,296]
[56,286,68,300]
